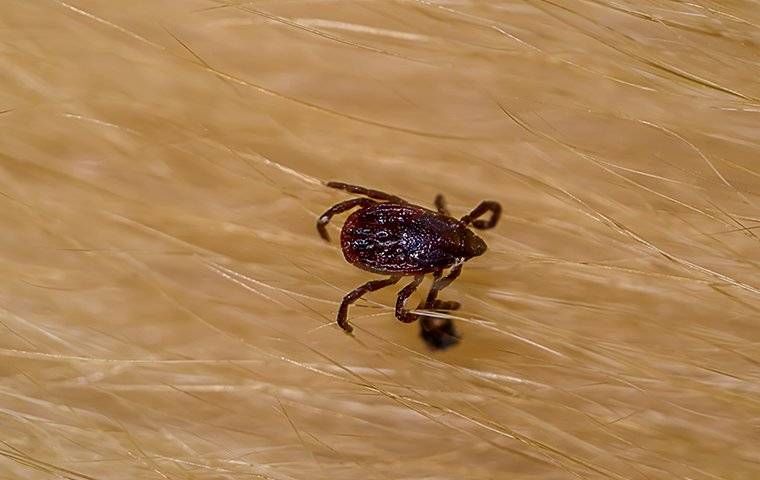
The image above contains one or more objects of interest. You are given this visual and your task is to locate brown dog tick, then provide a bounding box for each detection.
[317,182,501,349]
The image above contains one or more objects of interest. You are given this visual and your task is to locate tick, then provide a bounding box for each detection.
[317,181,501,348]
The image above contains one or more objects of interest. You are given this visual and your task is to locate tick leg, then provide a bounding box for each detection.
[461,201,501,230]
[317,198,377,242]
[337,276,401,333]
[430,299,461,311]
[422,264,463,309]
[416,268,461,313]
[417,265,464,350]
[326,181,406,203]
[395,275,424,323]
[418,269,443,311]
[434,194,450,216]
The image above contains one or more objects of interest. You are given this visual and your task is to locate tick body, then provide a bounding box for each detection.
[317,181,501,349]
[341,203,486,275]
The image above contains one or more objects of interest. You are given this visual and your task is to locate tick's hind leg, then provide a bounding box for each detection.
[395,275,424,323]
[337,276,401,333]
[434,194,450,216]
[326,181,406,204]
[317,198,376,242]
[461,201,501,230]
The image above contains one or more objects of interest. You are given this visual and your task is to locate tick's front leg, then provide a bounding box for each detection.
[434,194,450,216]
[429,299,461,311]
[417,269,460,313]
[417,266,463,350]
[395,275,424,323]
[422,264,463,309]
[461,201,501,230]
[337,276,401,333]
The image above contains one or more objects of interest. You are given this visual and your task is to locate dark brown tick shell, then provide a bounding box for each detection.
[340,203,487,275]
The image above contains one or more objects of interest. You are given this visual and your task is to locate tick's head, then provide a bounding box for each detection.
[463,228,487,259]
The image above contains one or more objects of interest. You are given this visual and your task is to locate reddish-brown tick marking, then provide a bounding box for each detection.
[317,182,500,349]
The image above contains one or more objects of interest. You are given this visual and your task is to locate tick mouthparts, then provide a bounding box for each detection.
[464,230,487,258]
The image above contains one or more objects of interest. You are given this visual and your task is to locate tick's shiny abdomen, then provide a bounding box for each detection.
[340,203,467,274]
